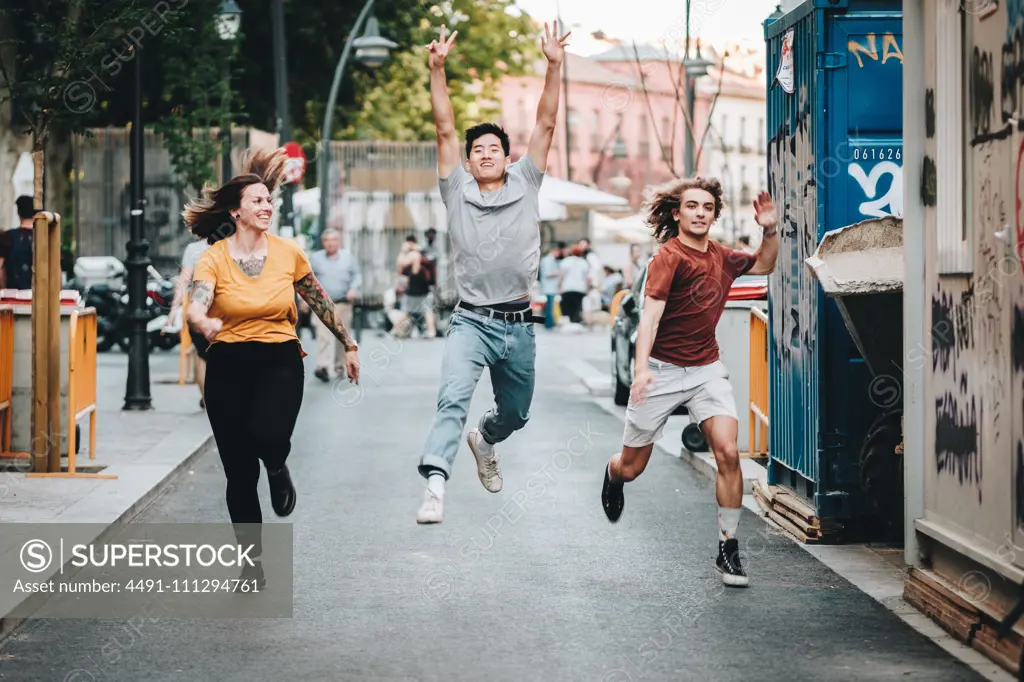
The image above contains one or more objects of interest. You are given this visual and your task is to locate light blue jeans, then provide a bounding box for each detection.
[418,308,537,479]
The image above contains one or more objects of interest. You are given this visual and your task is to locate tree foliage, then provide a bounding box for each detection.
[0,1,242,197]
[343,1,543,141]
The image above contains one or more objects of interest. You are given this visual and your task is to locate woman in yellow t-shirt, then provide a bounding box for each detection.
[183,149,360,589]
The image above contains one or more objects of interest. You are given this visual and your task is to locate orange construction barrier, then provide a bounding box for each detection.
[179,293,194,385]
[608,289,629,321]
[748,307,769,457]
[0,305,24,460]
[26,307,115,479]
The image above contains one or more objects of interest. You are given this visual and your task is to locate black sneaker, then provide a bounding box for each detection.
[602,464,624,522]
[314,367,329,382]
[268,464,296,517]
[715,539,749,587]
[234,560,266,591]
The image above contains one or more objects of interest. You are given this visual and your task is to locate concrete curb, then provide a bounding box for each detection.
[0,428,216,645]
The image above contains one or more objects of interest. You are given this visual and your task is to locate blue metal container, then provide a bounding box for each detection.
[764,0,903,522]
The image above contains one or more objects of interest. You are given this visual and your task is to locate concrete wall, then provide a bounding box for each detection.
[912,0,1024,588]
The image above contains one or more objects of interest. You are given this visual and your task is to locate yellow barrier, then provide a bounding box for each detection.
[41,307,115,479]
[0,306,23,460]
[748,307,769,457]
[608,289,629,321]
[179,293,194,385]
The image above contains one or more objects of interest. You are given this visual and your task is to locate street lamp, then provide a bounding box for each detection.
[123,43,151,411]
[217,0,242,182]
[682,0,713,176]
[318,0,397,234]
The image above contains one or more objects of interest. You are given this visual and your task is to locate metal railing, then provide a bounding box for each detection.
[748,307,769,456]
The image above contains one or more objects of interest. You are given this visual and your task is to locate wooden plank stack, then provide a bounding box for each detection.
[751,481,843,544]
[903,566,1024,676]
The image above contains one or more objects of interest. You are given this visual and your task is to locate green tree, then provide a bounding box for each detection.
[0,1,152,205]
[343,1,543,141]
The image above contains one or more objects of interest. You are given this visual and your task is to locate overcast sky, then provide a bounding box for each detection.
[512,0,781,54]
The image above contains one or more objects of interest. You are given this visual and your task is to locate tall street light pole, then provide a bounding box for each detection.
[123,43,151,411]
[682,0,712,177]
[271,0,294,233]
[319,1,397,235]
[217,1,243,182]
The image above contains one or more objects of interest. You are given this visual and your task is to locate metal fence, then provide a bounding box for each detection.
[323,141,457,305]
[71,126,278,274]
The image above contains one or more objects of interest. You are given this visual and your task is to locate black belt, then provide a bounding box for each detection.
[456,300,541,323]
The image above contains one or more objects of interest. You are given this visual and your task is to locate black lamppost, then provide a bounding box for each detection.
[319,1,397,234]
[271,0,294,233]
[217,0,242,182]
[123,43,151,411]
[682,0,712,177]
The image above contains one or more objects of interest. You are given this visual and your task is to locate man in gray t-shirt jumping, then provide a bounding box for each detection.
[416,21,570,524]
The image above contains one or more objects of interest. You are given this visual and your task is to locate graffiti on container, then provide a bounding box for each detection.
[935,391,983,504]
[921,156,937,207]
[847,32,903,69]
[925,89,936,139]
[766,103,816,369]
[972,48,995,139]
[848,161,903,218]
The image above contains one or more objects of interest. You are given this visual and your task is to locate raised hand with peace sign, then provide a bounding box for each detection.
[427,24,458,71]
[541,20,572,65]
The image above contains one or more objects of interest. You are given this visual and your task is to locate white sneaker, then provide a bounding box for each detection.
[416,489,444,524]
[467,429,502,493]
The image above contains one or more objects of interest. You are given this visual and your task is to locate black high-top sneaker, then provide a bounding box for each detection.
[715,538,749,587]
[602,463,624,522]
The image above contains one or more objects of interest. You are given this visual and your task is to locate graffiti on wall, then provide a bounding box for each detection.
[972,47,996,139]
[847,32,904,68]
[932,282,984,503]
[1014,305,1024,526]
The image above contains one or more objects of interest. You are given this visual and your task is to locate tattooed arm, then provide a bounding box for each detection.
[186,280,223,341]
[294,273,358,352]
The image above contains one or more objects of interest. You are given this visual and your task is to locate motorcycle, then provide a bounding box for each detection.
[73,259,180,353]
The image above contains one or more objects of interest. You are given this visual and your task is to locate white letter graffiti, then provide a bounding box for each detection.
[848,161,903,218]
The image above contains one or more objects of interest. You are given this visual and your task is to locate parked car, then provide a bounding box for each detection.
[610,260,768,449]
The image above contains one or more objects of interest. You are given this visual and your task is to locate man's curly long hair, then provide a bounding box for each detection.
[645,177,725,243]
[182,148,289,244]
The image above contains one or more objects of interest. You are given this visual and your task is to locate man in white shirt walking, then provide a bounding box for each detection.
[309,228,362,382]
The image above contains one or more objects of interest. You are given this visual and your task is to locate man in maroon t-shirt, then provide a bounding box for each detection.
[601,177,779,587]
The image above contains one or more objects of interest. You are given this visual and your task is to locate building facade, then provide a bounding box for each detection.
[495,41,767,221]
[902,0,1024,673]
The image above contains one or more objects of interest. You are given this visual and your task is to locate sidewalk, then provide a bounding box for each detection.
[0,348,215,639]
[564,332,1012,682]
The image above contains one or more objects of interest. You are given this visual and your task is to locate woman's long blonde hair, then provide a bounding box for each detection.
[181,148,289,244]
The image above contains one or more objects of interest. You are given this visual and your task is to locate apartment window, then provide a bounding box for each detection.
[720,115,729,150]
[591,109,602,152]
[516,99,529,146]
[936,0,972,273]
[738,116,748,151]
[758,118,765,151]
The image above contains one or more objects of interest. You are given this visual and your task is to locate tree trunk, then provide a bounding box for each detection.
[32,149,43,211]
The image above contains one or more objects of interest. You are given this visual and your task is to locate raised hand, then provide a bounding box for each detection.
[752,191,778,230]
[541,21,571,64]
[427,24,458,70]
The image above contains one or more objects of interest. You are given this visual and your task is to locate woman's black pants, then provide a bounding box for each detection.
[204,340,304,557]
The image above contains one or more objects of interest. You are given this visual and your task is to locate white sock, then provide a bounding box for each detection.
[475,430,494,456]
[427,473,445,500]
[718,506,741,543]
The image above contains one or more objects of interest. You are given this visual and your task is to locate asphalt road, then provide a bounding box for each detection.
[0,330,985,681]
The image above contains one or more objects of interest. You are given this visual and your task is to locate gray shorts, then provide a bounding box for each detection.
[623,358,738,447]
